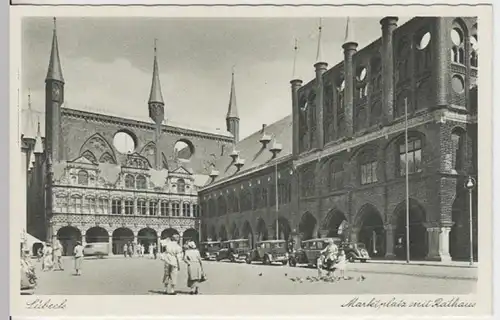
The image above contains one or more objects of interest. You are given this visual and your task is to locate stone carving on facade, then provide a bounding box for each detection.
[82,150,98,163]
[99,152,116,164]
[123,153,151,169]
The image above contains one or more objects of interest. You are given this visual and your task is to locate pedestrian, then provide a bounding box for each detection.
[148,244,154,259]
[128,242,133,257]
[183,241,205,295]
[123,243,128,258]
[42,244,53,271]
[153,243,158,259]
[335,249,347,279]
[52,240,64,271]
[161,234,183,295]
[140,244,145,257]
[320,238,338,277]
[36,247,43,262]
[74,241,84,276]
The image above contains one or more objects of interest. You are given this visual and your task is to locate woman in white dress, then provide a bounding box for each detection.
[42,244,53,271]
[335,249,347,279]
[183,241,205,295]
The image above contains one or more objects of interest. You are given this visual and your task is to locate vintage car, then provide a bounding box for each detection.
[246,240,289,265]
[83,242,109,258]
[289,237,342,267]
[199,241,222,260]
[21,256,37,291]
[341,242,371,262]
[215,239,251,262]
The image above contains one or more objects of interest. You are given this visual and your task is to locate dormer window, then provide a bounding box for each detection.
[136,175,147,189]
[235,158,245,170]
[229,149,239,161]
[77,170,89,185]
[259,124,272,148]
[209,169,220,179]
[125,174,135,188]
[177,178,186,193]
[270,140,283,157]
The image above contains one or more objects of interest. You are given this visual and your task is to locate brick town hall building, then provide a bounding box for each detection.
[20,19,239,255]
[199,16,478,261]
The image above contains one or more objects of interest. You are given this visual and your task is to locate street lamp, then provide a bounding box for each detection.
[464,176,476,266]
[270,139,283,240]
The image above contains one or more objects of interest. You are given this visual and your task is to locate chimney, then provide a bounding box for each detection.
[380,16,398,124]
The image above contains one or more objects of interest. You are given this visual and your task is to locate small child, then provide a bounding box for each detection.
[316,254,324,277]
[335,249,347,279]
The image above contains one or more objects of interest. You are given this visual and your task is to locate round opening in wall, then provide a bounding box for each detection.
[417,32,431,50]
[470,35,479,51]
[451,28,463,46]
[174,140,194,161]
[451,75,465,93]
[357,67,367,81]
[340,80,345,91]
[113,131,136,154]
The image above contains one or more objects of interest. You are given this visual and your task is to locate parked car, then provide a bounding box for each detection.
[246,240,289,265]
[83,242,109,258]
[21,258,37,291]
[341,242,370,262]
[216,239,251,262]
[289,237,342,267]
[199,241,222,260]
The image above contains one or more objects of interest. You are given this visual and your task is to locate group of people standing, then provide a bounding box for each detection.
[160,233,205,295]
[36,240,64,272]
[122,242,158,259]
[317,238,348,279]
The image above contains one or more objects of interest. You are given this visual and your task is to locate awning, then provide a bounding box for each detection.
[25,233,44,248]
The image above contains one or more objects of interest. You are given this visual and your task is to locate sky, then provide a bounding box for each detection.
[21,16,411,140]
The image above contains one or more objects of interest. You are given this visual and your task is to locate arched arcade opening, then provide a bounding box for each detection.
[183,228,199,246]
[241,221,254,247]
[355,204,385,258]
[321,210,348,240]
[57,226,82,256]
[298,212,317,241]
[393,199,427,260]
[112,228,134,255]
[271,217,291,241]
[256,218,268,242]
[85,227,109,243]
[138,228,158,253]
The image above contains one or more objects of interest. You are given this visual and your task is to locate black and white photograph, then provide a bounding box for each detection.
[10,3,493,317]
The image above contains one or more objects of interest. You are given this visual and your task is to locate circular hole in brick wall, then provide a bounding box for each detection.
[470,35,478,52]
[357,67,367,81]
[417,32,431,50]
[340,80,345,91]
[113,131,136,154]
[174,140,194,161]
[451,75,465,93]
[451,28,463,46]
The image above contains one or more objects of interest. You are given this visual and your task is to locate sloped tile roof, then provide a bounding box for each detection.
[206,114,292,186]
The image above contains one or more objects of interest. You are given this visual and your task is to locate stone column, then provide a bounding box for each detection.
[121,199,125,215]
[380,16,398,124]
[384,224,396,259]
[315,62,328,148]
[108,235,113,255]
[342,41,358,137]
[425,226,441,261]
[438,226,452,262]
[82,231,87,247]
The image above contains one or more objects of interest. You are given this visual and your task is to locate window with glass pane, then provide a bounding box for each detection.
[112,199,122,214]
[330,161,344,190]
[182,203,190,217]
[177,179,186,193]
[136,175,147,189]
[399,138,422,176]
[149,201,158,216]
[160,201,169,216]
[172,203,180,216]
[125,200,134,215]
[70,197,77,213]
[99,198,108,214]
[194,204,200,217]
[83,197,90,213]
[137,200,147,215]
[76,197,83,213]
[361,161,378,185]
[88,198,96,213]
[125,174,135,188]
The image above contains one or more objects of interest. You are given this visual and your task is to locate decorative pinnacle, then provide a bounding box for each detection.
[46,17,64,82]
[315,18,325,64]
[292,38,299,79]
[148,38,164,105]
[226,68,239,119]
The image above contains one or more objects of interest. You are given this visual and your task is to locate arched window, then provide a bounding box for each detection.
[137,199,147,215]
[172,202,180,216]
[470,35,478,68]
[300,164,315,197]
[149,201,158,216]
[398,136,423,176]
[217,196,227,216]
[253,187,262,209]
[124,199,134,215]
[451,26,465,65]
[77,170,89,185]
[329,159,344,190]
[136,175,147,189]
[208,199,216,217]
[177,178,186,193]
[125,174,135,188]
[359,150,378,185]
[240,189,252,212]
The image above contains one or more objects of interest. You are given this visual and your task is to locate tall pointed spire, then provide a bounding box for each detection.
[148,39,164,105]
[46,17,64,83]
[292,38,299,79]
[226,67,239,119]
[344,17,355,44]
[315,18,325,64]
[23,89,37,140]
[34,116,44,154]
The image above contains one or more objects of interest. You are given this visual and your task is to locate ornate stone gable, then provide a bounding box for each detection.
[79,133,117,165]
[122,152,152,170]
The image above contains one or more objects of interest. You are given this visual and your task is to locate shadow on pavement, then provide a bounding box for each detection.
[148,290,193,295]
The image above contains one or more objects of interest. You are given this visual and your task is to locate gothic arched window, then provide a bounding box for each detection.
[451,26,465,65]
[329,159,344,190]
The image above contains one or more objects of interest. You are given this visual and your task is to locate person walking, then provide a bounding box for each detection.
[127,242,133,257]
[148,244,154,259]
[74,241,84,276]
[183,241,205,295]
[52,240,64,271]
[42,244,53,271]
[123,243,128,258]
[161,234,183,295]
[334,249,348,279]
[153,243,158,259]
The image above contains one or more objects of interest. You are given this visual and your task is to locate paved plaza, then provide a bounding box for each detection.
[29,256,477,295]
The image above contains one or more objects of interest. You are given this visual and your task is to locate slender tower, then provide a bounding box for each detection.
[342,17,358,138]
[148,39,165,170]
[226,69,240,143]
[314,18,328,148]
[45,17,64,163]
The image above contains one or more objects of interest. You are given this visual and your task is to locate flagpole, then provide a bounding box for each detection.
[405,97,410,264]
